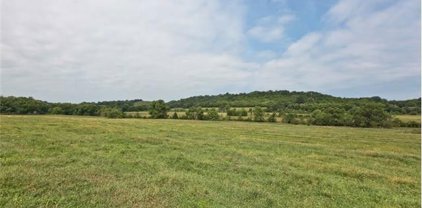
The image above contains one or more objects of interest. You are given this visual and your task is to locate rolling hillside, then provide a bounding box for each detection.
[167,90,421,114]
[1,90,421,115]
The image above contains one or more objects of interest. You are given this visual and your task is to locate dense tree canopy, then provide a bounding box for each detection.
[1,90,420,128]
[149,100,168,119]
[167,91,420,115]
[0,96,148,116]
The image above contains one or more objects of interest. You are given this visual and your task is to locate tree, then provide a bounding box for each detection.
[99,107,124,118]
[171,112,179,119]
[240,109,248,116]
[196,108,205,120]
[186,107,204,120]
[283,113,297,124]
[253,107,265,122]
[0,96,49,114]
[221,104,231,112]
[295,96,306,104]
[207,109,220,120]
[74,103,100,116]
[350,104,392,127]
[227,108,237,116]
[49,106,63,114]
[267,112,277,122]
[149,100,168,119]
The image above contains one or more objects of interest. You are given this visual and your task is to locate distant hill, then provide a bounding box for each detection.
[167,90,421,114]
[168,91,337,108]
[1,90,420,115]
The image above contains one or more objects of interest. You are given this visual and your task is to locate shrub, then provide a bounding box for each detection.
[267,112,277,122]
[406,121,421,128]
[48,106,63,114]
[100,107,124,118]
[149,100,168,119]
[253,107,265,122]
[283,113,297,124]
[207,109,220,120]
[186,107,205,120]
[171,112,179,119]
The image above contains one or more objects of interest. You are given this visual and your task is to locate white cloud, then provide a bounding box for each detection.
[247,26,284,43]
[247,14,295,43]
[1,0,253,102]
[253,0,420,99]
[278,14,295,24]
[0,0,420,102]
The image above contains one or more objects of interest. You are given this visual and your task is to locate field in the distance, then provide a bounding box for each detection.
[0,115,420,207]
[394,115,421,123]
[128,111,422,124]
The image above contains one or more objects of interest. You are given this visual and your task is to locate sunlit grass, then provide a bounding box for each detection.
[394,115,421,123]
[0,115,420,207]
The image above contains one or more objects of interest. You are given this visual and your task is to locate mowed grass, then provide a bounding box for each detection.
[394,115,421,123]
[0,115,420,207]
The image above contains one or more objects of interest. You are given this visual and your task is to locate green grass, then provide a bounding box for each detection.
[395,115,421,123]
[0,115,420,207]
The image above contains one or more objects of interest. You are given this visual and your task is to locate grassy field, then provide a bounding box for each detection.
[394,115,421,123]
[0,115,420,207]
[128,111,420,124]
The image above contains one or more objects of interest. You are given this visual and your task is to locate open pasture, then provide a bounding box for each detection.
[0,115,420,207]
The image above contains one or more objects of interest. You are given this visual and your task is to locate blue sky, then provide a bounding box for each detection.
[244,0,336,55]
[1,0,420,102]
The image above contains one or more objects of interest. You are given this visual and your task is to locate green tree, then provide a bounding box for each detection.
[295,96,306,104]
[207,109,220,120]
[196,108,205,120]
[186,107,204,120]
[253,107,265,122]
[171,112,179,119]
[240,109,248,116]
[283,113,297,124]
[99,107,124,118]
[149,100,168,119]
[267,112,277,122]
[49,106,63,114]
[350,104,391,127]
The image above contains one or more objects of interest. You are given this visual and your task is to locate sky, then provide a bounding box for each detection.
[1,0,420,102]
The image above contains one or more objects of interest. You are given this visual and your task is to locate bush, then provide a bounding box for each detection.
[306,104,394,128]
[171,112,179,119]
[186,107,205,120]
[283,113,297,124]
[149,100,168,119]
[100,107,124,118]
[406,121,421,128]
[48,106,63,114]
[227,108,248,116]
[207,109,220,120]
[267,112,277,122]
[350,104,392,128]
[253,107,265,122]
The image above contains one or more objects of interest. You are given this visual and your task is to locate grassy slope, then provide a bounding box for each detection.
[0,115,420,207]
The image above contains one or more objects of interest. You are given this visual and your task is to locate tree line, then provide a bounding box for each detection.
[0,96,147,117]
[146,101,419,128]
[167,90,421,115]
[1,95,420,128]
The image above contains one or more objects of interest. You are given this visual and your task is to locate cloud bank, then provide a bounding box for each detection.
[1,0,420,102]
[254,0,420,97]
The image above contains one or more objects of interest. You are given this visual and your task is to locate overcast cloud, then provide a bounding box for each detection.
[1,0,420,102]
